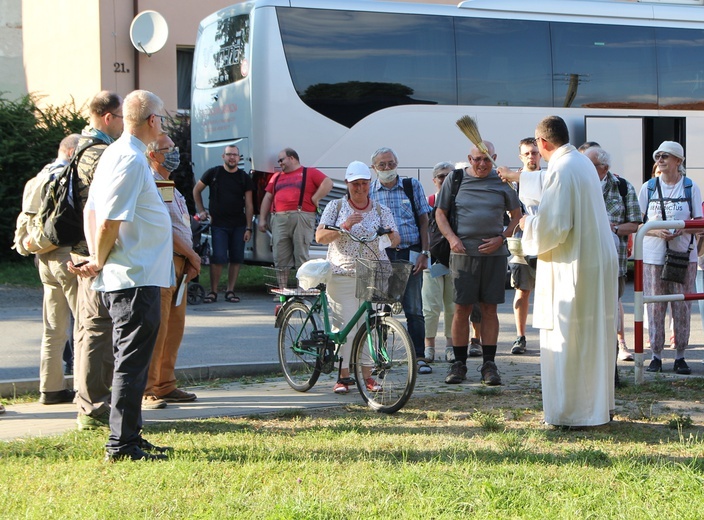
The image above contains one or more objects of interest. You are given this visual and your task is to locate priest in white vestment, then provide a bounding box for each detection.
[520,116,618,427]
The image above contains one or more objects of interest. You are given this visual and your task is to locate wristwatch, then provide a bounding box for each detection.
[421,250,430,257]
[246,227,253,232]
[614,225,619,235]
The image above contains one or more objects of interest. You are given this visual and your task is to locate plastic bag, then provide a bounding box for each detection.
[296,259,332,290]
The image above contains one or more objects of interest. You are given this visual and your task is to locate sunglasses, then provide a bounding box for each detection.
[654,153,671,160]
[434,173,448,180]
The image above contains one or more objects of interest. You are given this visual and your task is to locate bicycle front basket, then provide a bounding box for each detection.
[355,259,412,304]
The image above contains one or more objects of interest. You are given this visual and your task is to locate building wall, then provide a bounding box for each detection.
[19,0,457,112]
[0,0,25,100]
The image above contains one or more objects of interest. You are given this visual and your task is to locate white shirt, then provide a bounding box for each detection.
[89,134,173,291]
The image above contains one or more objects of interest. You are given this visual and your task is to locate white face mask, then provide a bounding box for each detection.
[376,169,398,183]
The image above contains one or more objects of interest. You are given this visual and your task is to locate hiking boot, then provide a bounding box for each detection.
[160,388,197,403]
[674,358,692,375]
[424,347,435,362]
[468,338,482,357]
[480,361,502,386]
[142,394,167,409]
[39,389,75,405]
[77,410,110,431]
[646,358,662,373]
[445,347,455,363]
[445,361,467,384]
[511,336,527,355]
[618,342,634,361]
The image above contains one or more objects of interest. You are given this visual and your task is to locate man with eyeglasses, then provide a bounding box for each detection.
[258,148,332,272]
[519,115,618,428]
[194,144,254,304]
[71,90,173,460]
[502,138,545,356]
[370,147,432,374]
[68,91,125,429]
[435,141,521,386]
[141,133,201,409]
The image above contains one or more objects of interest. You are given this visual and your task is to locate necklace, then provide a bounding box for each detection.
[349,197,370,211]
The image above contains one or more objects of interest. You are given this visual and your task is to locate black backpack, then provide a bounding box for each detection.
[428,168,463,267]
[37,137,102,247]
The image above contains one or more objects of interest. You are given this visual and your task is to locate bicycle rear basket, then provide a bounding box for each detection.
[355,259,412,304]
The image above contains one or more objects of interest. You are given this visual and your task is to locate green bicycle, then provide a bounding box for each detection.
[273,225,417,414]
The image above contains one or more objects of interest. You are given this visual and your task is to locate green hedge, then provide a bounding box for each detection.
[0,94,88,262]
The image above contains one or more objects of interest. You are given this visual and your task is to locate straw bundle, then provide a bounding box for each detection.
[455,115,498,169]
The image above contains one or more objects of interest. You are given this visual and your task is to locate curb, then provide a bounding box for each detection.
[0,362,281,398]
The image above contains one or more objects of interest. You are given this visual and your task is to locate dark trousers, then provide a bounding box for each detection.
[386,248,426,357]
[101,286,161,453]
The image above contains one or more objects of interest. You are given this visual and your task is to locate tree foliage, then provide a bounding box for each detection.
[0,94,88,261]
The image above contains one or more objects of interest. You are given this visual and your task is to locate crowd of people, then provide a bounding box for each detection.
[6,106,702,453]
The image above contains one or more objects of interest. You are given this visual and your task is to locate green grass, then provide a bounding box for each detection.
[188,264,269,293]
[0,258,41,287]
[2,382,704,519]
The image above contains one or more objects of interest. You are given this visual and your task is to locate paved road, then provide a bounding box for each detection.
[2,281,703,388]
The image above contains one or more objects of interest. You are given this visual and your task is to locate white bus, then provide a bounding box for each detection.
[192,0,704,264]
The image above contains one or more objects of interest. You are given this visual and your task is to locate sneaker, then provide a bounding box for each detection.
[333,381,349,394]
[445,347,455,363]
[365,378,382,392]
[424,347,435,362]
[160,388,197,403]
[138,437,172,454]
[105,446,167,462]
[480,361,502,386]
[142,394,167,409]
[646,358,662,373]
[674,358,692,375]
[618,342,634,362]
[39,389,75,405]
[511,336,527,355]
[77,410,110,431]
[468,338,483,357]
[445,361,467,384]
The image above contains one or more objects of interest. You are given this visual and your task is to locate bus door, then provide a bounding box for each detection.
[585,116,685,187]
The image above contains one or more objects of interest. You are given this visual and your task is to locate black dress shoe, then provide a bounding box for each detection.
[138,437,173,453]
[39,389,76,405]
[105,446,168,462]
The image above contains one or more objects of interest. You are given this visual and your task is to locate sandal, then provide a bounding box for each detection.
[225,291,240,303]
[417,359,432,374]
[203,292,217,304]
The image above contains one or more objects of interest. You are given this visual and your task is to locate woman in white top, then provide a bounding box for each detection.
[316,161,400,394]
[638,141,702,375]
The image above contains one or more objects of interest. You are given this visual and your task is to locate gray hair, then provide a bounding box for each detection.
[584,146,611,168]
[433,161,454,177]
[371,147,398,165]
[123,90,163,127]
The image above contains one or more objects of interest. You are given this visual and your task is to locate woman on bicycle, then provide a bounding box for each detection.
[315,161,400,394]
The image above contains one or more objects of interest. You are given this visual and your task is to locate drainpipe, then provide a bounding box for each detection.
[133,0,139,89]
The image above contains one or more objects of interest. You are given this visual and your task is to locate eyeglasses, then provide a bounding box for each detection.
[224,152,240,157]
[157,146,178,154]
[470,157,492,163]
[521,152,540,157]
[109,113,123,119]
[434,173,448,180]
[654,153,671,161]
[277,157,287,164]
[374,161,397,170]
[149,114,167,125]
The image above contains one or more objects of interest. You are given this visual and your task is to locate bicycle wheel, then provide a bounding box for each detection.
[278,300,322,392]
[350,316,416,414]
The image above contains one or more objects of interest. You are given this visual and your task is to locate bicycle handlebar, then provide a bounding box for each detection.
[323,224,392,243]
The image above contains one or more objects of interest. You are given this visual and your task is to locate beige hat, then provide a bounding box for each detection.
[653,141,685,161]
